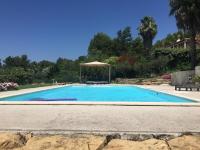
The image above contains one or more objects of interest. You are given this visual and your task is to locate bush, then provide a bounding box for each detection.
[153,48,200,71]
[193,76,200,84]
[0,67,33,84]
[0,82,19,91]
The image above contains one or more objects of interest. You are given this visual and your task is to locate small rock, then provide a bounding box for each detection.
[168,135,200,150]
[0,133,26,149]
[25,133,33,141]
[104,139,169,150]
[16,135,106,150]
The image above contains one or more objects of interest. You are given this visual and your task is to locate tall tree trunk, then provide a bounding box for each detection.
[144,39,152,57]
[190,29,197,69]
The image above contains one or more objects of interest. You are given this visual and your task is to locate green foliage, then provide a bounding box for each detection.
[104,57,118,66]
[193,76,200,83]
[132,37,143,53]
[81,67,109,82]
[0,55,80,85]
[3,55,30,69]
[88,27,140,58]
[153,48,191,70]
[113,62,135,78]
[138,16,158,53]
[88,33,113,57]
[154,31,188,48]
[169,0,200,69]
[169,0,200,33]
[54,58,79,82]
[0,67,33,84]
[112,27,133,56]
[0,59,2,68]
[77,56,87,63]
[17,83,52,90]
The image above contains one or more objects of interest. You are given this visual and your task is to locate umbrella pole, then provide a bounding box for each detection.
[108,66,111,83]
[80,66,82,83]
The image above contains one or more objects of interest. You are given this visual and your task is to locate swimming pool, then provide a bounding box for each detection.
[0,85,195,103]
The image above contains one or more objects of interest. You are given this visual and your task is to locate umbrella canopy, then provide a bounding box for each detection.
[80,61,110,67]
[79,61,111,83]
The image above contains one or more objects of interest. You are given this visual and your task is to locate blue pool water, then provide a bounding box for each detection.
[0,85,195,103]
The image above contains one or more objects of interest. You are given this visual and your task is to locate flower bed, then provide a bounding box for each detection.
[0,82,19,91]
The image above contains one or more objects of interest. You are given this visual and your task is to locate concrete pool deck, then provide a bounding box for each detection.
[136,84,200,103]
[0,85,65,99]
[0,105,200,134]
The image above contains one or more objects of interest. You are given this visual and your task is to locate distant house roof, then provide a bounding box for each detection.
[80,61,110,67]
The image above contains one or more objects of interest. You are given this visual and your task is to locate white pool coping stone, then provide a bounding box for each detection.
[0,84,199,106]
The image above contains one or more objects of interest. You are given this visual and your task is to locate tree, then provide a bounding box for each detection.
[113,27,133,56]
[38,60,54,69]
[169,0,200,69]
[154,31,187,48]
[55,58,79,82]
[0,67,33,84]
[138,16,158,55]
[77,56,87,62]
[132,37,143,53]
[0,59,2,68]
[88,33,113,57]
[3,55,30,69]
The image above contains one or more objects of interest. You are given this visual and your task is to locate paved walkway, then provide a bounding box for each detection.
[137,85,200,102]
[0,85,64,99]
[0,105,200,134]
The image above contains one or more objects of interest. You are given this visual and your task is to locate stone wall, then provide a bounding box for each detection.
[171,70,195,86]
[171,66,200,85]
[195,66,200,76]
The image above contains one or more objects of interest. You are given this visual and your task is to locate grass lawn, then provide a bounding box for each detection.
[17,83,53,90]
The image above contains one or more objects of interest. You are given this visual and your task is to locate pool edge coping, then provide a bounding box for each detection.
[0,101,199,107]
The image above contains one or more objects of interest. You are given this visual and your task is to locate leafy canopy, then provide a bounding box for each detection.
[169,0,200,69]
[169,0,200,33]
[138,16,158,51]
[88,33,113,57]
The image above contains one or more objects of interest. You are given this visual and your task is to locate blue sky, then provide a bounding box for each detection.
[0,0,177,61]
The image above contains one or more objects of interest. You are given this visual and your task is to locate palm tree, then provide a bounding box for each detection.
[169,0,200,69]
[138,16,158,56]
